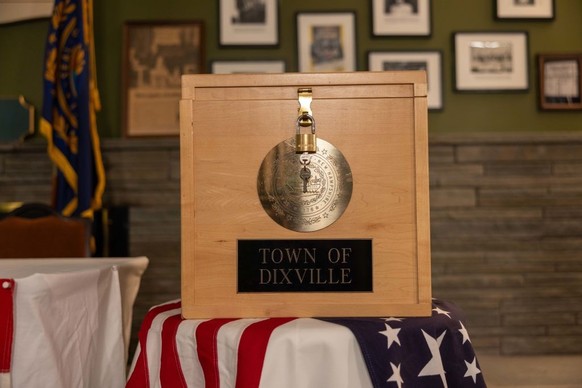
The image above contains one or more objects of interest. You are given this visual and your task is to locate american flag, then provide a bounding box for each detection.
[126,299,486,388]
[0,279,15,388]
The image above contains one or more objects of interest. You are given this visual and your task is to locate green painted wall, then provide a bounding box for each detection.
[1,0,581,137]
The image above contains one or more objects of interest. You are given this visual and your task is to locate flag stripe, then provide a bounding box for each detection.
[175,319,207,388]
[160,313,187,388]
[0,279,15,373]
[126,300,182,388]
[235,317,296,388]
[217,319,262,388]
[196,318,239,388]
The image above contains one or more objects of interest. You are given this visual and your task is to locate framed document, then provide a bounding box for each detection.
[538,53,582,110]
[122,21,204,137]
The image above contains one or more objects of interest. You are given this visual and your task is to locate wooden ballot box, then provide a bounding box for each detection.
[180,72,431,318]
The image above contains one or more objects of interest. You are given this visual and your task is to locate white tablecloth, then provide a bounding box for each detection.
[0,257,148,388]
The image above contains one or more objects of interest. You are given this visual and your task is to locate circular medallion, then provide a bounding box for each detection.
[257,138,353,232]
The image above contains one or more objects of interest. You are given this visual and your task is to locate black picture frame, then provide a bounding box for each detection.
[370,0,431,37]
[453,31,529,93]
[368,50,443,110]
[538,53,582,110]
[296,11,357,73]
[495,0,555,21]
[219,0,279,47]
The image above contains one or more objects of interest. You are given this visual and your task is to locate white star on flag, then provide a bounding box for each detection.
[464,357,481,383]
[379,323,401,349]
[433,306,452,319]
[387,362,404,388]
[458,321,471,344]
[383,317,404,322]
[418,330,448,388]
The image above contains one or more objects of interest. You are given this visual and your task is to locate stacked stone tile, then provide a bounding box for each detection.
[2,133,582,356]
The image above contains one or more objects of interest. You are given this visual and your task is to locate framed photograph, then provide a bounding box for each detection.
[538,53,582,110]
[368,50,443,110]
[122,21,204,137]
[495,0,554,20]
[297,12,356,73]
[211,60,285,74]
[371,0,431,36]
[219,0,279,46]
[453,31,529,92]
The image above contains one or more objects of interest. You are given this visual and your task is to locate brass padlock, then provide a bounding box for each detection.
[295,114,317,154]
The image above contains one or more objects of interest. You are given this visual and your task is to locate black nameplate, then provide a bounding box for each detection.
[238,239,372,292]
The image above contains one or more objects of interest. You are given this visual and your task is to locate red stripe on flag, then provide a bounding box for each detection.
[126,300,182,388]
[235,318,297,388]
[0,279,15,373]
[196,318,239,388]
[160,313,187,388]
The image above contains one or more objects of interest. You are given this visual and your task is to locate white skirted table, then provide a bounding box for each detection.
[0,256,149,388]
[126,299,486,388]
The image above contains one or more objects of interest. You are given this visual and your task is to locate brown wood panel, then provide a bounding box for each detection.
[180,71,431,318]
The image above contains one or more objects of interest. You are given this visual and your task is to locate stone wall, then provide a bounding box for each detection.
[2,133,582,356]
[430,133,582,355]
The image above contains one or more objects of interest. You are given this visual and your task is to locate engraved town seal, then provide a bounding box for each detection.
[257,138,353,232]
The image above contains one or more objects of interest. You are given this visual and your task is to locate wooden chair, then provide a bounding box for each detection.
[0,203,92,258]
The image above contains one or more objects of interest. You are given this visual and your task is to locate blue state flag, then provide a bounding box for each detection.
[41,0,105,218]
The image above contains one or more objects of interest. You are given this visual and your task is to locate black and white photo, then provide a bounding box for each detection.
[220,0,278,46]
[454,31,529,92]
[368,50,443,110]
[385,0,418,15]
[311,26,344,67]
[232,0,266,24]
[495,0,554,20]
[371,0,430,36]
[297,12,356,73]
[470,40,513,74]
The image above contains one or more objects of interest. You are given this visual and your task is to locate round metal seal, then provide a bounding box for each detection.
[257,138,353,232]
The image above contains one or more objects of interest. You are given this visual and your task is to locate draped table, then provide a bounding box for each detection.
[0,256,149,388]
[127,299,486,388]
